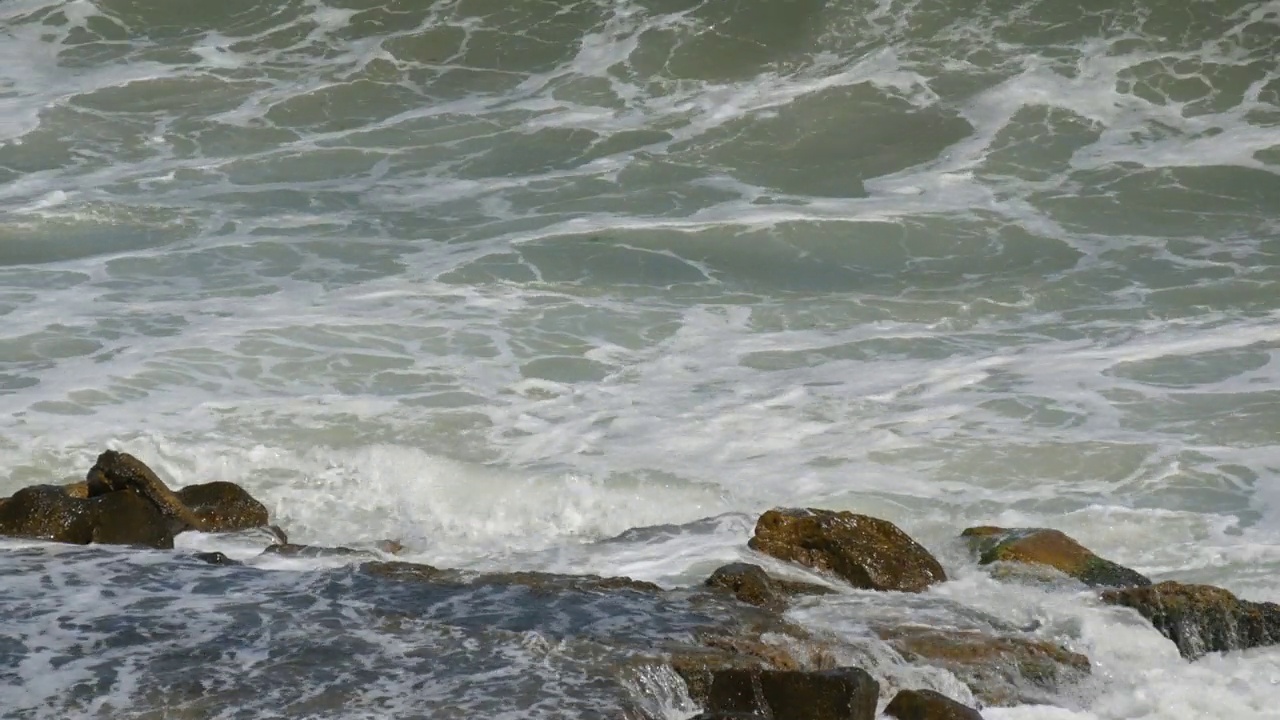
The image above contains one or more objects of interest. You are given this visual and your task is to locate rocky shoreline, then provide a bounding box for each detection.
[4,451,1279,719]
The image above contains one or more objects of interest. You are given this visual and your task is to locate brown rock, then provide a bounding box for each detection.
[0,484,176,549]
[875,626,1090,706]
[176,481,269,532]
[703,666,878,720]
[749,508,946,593]
[706,562,835,610]
[885,689,984,720]
[0,485,96,544]
[88,489,179,548]
[673,629,841,708]
[86,450,207,532]
[962,526,1150,588]
[1101,581,1280,660]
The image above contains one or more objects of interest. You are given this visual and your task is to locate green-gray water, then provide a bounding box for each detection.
[1,0,1278,717]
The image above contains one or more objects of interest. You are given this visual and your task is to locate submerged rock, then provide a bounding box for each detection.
[0,485,176,548]
[177,481,269,532]
[749,508,946,593]
[885,689,984,720]
[705,562,835,610]
[261,543,372,559]
[702,666,879,720]
[874,625,1090,706]
[193,551,243,566]
[1100,581,1280,660]
[363,560,665,595]
[961,526,1150,588]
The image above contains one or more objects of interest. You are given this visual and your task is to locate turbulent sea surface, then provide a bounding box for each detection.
[1,0,1279,717]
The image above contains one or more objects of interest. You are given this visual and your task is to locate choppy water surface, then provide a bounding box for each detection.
[1,0,1279,717]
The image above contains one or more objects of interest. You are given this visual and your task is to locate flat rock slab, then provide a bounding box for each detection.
[874,625,1090,707]
[705,666,879,720]
[962,526,1150,588]
[749,508,946,593]
[1101,581,1280,660]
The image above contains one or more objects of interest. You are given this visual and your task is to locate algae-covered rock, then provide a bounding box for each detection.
[706,562,835,610]
[874,625,1090,706]
[885,688,985,720]
[961,526,1150,588]
[749,508,946,593]
[1101,581,1280,660]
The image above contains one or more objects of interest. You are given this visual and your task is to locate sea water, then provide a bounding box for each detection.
[1,0,1278,717]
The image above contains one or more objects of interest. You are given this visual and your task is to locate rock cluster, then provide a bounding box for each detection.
[0,450,269,549]
[3,455,1277,719]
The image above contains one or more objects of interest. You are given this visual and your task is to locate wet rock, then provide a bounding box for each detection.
[176,481,269,532]
[749,508,946,593]
[688,714,763,720]
[962,526,1150,588]
[86,450,207,532]
[705,562,835,610]
[1100,581,1280,660]
[885,689,984,720]
[874,626,1090,706]
[702,666,878,720]
[0,485,96,544]
[672,627,858,715]
[89,490,179,548]
[0,485,176,549]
